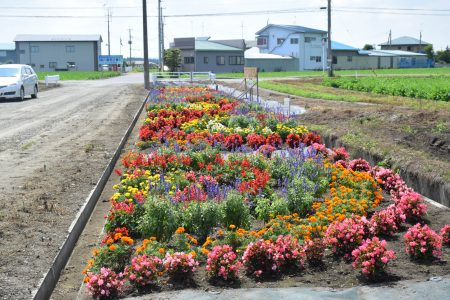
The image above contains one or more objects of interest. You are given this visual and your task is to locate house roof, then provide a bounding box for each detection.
[359,49,426,57]
[14,34,103,42]
[331,41,359,51]
[210,39,246,50]
[0,42,15,50]
[256,24,326,35]
[379,36,430,46]
[195,40,242,52]
[245,47,293,59]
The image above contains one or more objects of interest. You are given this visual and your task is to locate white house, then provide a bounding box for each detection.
[255,24,327,70]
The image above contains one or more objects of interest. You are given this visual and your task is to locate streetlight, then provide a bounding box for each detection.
[321,1,333,77]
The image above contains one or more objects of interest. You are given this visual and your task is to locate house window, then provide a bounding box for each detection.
[49,62,57,68]
[229,56,244,65]
[203,56,209,64]
[257,37,267,46]
[290,38,299,44]
[277,38,285,45]
[332,56,337,64]
[0,51,6,57]
[347,56,353,62]
[216,56,225,65]
[30,46,39,53]
[407,46,412,51]
[184,57,194,64]
[40,64,45,69]
[304,37,317,43]
[66,46,75,53]
[397,46,401,50]
[309,56,321,62]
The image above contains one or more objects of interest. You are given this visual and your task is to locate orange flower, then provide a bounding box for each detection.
[159,248,165,254]
[109,245,117,251]
[121,236,134,245]
[229,224,236,229]
[201,248,209,255]
[175,227,185,234]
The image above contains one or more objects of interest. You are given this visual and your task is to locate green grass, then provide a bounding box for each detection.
[323,76,450,101]
[37,71,121,81]
[217,67,450,79]
[258,81,361,102]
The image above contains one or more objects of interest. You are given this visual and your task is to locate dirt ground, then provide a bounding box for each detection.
[0,78,146,299]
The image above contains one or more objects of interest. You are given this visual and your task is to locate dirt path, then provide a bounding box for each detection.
[0,76,146,299]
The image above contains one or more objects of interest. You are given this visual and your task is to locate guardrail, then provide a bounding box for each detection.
[149,72,216,84]
[45,75,60,86]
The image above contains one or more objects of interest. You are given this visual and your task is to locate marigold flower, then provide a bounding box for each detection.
[175,227,185,234]
[109,245,117,251]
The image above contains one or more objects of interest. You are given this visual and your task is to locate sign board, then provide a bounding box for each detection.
[98,55,124,65]
[244,67,258,79]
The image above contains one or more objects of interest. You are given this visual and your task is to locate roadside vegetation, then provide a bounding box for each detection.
[37,71,121,81]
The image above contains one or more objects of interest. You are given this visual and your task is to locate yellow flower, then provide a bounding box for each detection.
[229,224,236,229]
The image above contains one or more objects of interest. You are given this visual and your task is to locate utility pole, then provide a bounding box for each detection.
[142,0,150,89]
[107,7,111,56]
[128,29,132,68]
[419,31,422,53]
[388,30,392,46]
[327,0,333,77]
[160,4,165,71]
[158,0,164,72]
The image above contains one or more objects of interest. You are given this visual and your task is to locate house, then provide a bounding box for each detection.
[0,43,16,64]
[14,34,102,71]
[171,37,245,73]
[379,36,431,53]
[255,24,328,70]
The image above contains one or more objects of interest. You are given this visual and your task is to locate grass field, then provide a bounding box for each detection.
[37,71,121,81]
[217,67,450,79]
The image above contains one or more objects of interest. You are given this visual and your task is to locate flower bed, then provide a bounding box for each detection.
[83,86,448,298]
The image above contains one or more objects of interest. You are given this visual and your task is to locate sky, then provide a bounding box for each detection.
[0,0,449,58]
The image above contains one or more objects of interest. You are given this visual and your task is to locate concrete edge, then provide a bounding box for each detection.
[31,89,151,300]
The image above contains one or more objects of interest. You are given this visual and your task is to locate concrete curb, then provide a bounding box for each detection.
[32,90,151,300]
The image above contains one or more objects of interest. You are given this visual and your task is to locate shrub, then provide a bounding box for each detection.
[440,224,450,245]
[351,237,395,279]
[242,240,282,278]
[325,216,367,259]
[139,198,180,242]
[126,255,163,290]
[395,191,427,221]
[206,245,242,281]
[246,133,266,150]
[91,237,134,273]
[286,176,315,216]
[221,191,251,229]
[404,224,442,260]
[304,238,326,265]
[369,207,399,236]
[183,201,220,241]
[266,133,282,148]
[163,252,199,281]
[85,267,124,299]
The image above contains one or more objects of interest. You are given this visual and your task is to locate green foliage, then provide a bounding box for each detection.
[424,44,434,59]
[36,71,120,80]
[436,47,450,63]
[105,205,144,238]
[362,44,374,50]
[164,48,181,72]
[221,191,251,229]
[182,201,221,241]
[287,177,315,216]
[255,194,289,222]
[322,76,450,101]
[139,198,180,241]
[92,243,132,273]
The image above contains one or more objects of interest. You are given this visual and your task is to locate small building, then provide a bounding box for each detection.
[379,36,431,53]
[0,42,16,64]
[171,37,245,73]
[14,34,102,71]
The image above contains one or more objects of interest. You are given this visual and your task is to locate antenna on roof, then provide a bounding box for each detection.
[267,18,269,25]
[419,31,422,53]
[388,29,391,46]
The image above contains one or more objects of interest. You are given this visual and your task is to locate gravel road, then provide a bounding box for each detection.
[0,74,146,299]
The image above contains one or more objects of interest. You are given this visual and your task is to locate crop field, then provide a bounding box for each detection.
[323,76,450,101]
[217,67,450,79]
[36,71,121,81]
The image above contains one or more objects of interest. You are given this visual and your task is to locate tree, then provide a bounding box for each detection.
[423,44,434,59]
[362,44,374,50]
[436,46,450,63]
[164,48,181,72]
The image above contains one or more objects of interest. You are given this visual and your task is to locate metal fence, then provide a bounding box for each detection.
[149,72,216,84]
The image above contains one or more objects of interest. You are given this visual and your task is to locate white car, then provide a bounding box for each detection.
[0,64,39,100]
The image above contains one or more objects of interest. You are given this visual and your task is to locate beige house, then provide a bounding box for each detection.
[379,36,430,53]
